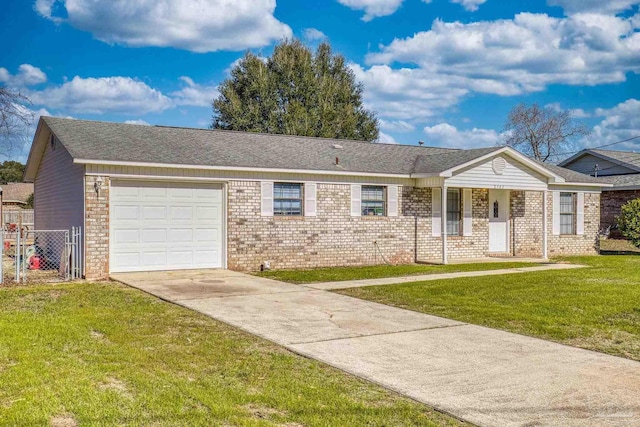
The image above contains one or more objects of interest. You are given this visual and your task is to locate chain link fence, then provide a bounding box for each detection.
[1,226,82,284]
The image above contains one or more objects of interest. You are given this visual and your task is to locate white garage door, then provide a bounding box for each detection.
[110,180,224,273]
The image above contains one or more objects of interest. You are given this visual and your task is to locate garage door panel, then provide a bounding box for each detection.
[141,187,168,200]
[170,206,193,221]
[142,251,168,267]
[113,229,140,244]
[195,250,219,264]
[110,181,224,273]
[195,206,219,221]
[169,228,193,243]
[169,251,195,265]
[113,205,139,221]
[142,229,167,244]
[195,228,219,242]
[113,252,140,269]
[142,206,167,221]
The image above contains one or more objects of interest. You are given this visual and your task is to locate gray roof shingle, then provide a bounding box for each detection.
[599,174,640,188]
[40,117,601,184]
[590,149,640,171]
[43,117,456,175]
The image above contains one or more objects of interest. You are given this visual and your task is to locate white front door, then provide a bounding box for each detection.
[488,189,509,253]
[110,180,225,273]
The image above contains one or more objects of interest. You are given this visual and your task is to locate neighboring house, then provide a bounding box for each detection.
[1,183,33,210]
[559,149,640,231]
[1,182,34,226]
[25,117,607,280]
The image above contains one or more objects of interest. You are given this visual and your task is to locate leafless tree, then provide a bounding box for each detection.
[503,103,590,162]
[0,86,34,156]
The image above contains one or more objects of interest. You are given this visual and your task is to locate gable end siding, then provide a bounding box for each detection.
[34,137,85,231]
[564,154,636,176]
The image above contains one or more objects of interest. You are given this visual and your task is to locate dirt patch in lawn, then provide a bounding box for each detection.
[50,414,77,427]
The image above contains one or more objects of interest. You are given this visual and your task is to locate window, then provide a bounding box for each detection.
[274,183,303,216]
[559,192,575,235]
[361,186,385,216]
[446,188,461,235]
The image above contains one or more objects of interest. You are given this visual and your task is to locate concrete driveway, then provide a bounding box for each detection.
[112,269,640,427]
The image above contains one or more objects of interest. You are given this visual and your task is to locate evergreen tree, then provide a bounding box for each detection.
[212,40,378,141]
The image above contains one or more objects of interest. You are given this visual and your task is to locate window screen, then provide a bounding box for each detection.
[447,188,461,236]
[361,186,385,216]
[274,183,303,216]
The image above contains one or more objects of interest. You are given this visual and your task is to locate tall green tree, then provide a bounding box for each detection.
[0,160,25,182]
[212,40,379,141]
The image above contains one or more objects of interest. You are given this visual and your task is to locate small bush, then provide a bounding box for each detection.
[618,198,640,248]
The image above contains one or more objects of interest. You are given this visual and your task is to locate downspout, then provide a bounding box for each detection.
[442,185,448,264]
[542,190,548,260]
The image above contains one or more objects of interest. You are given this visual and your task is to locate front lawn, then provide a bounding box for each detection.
[0,282,466,426]
[256,261,541,284]
[338,256,640,361]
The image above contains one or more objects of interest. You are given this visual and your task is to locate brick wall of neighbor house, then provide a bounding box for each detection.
[511,191,544,257]
[601,190,640,230]
[85,175,110,279]
[547,191,600,256]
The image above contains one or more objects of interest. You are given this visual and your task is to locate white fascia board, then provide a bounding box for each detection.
[549,181,613,188]
[73,158,411,179]
[23,119,47,182]
[436,147,566,182]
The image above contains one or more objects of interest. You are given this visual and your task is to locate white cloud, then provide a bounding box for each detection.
[423,123,505,148]
[124,119,151,126]
[29,76,171,114]
[379,119,415,132]
[376,131,399,144]
[451,0,487,12]
[303,28,327,41]
[36,0,292,53]
[337,0,404,21]
[357,12,640,121]
[170,76,218,107]
[0,64,47,87]
[545,102,591,118]
[547,0,640,15]
[589,99,640,150]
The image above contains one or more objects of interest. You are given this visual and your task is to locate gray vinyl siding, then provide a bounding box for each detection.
[564,154,635,177]
[34,136,85,231]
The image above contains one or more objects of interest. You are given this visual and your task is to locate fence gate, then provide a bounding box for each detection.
[1,226,83,284]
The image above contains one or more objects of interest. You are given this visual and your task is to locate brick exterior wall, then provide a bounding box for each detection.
[511,191,544,257]
[601,190,640,231]
[546,191,600,257]
[81,178,601,276]
[227,181,417,271]
[85,176,109,279]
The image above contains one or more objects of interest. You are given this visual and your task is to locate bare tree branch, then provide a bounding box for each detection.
[0,86,34,158]
[503,103,590,162]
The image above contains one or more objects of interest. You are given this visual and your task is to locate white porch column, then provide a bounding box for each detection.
[442,186,448,264]
[542,190,548,260]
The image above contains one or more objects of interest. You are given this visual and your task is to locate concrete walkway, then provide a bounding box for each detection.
[112,269,640,427]
[306,263,584,290]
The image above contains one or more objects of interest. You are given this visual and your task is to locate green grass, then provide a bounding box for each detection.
[0,282,468,427]
[338,256,640,361]
[255,261,541,284]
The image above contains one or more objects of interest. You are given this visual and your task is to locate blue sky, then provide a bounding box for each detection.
[1,0,639,162]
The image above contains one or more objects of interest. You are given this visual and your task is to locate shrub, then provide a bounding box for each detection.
[618,198,640,248]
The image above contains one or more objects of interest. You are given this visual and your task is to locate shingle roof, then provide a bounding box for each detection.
[599,174,640,188]
[40,117,601,184]
[412,147,502,174]
[534,162,604,184]
[43,117,456,176]
[2,183,33,203]
[590,149,640,171]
